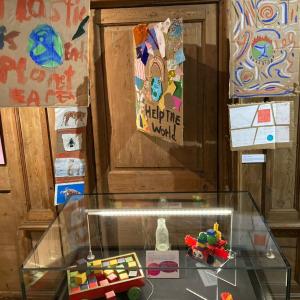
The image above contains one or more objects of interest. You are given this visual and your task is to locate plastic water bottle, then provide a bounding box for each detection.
[155,218,170,251]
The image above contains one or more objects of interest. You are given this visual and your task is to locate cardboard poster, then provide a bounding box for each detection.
[133,19,185,145]
[0,0,90,107]
[229,101,293,150]
[229,0,300,98]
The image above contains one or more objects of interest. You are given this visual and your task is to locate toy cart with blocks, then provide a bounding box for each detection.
[67,252,145,300]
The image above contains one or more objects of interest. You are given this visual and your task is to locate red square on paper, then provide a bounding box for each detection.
[258,109,271,123]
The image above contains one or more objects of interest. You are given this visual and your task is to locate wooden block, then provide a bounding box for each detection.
[88,274,97,283]
[80,283,89,290]
[99,279,109,287]
[109,259,118,266]
[89,281,98,289]
[104,269,114,277]
[107,273,118,283]
[105,290,116,300]
[69,271,79,278]
[92,259,102,274]
[125,256,133,263]
[117,258,126,264]
[128,270,138,277]
[102,261,110,267]
[128,261,137,268]
[75,272,87,285]
[95,272,106,281]
[116,264,125,274]
[118,272,129,280]
[70,286,81,294]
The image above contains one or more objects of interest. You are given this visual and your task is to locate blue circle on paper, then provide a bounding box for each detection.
[267,134,274,141]
[28,24,63,68]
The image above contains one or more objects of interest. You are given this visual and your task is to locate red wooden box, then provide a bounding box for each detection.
[68,252,145,300]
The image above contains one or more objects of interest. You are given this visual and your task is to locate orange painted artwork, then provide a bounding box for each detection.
[0,0,90,107]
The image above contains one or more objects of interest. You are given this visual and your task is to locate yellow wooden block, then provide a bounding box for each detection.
[128,261,137,268]
[119,272,129,280]
[109,259,118,266]
[75,272,87,285]
[93,260,102,274]
[104,269,114,276]
[93,260,102,267]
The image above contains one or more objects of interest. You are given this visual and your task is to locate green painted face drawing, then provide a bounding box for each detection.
[251,39,274,62]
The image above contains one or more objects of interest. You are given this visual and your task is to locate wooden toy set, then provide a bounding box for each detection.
[67,252,145,300]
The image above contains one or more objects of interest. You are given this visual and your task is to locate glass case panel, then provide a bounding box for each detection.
[20,192,291,300]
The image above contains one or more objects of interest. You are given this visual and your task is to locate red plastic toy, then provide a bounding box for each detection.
[220,291,233,300]
[184,223,229,265]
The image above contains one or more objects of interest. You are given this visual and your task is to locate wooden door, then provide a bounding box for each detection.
[91,4,219,193]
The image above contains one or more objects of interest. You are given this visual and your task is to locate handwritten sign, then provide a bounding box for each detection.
[0,0,90,107]
[133,19,185,145]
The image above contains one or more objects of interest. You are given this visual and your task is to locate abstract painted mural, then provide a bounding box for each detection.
[0,0,90,106]
[229,0,300,98]
[133,18,185,145]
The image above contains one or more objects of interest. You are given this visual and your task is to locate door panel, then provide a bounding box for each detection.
[95,4,218,192]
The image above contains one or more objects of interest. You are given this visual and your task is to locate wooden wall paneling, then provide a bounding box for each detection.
[90,9,110,194]
[91,0,218,9]
[18,108,55,223]
[0,109,31,296]
[94,4,220,193]
[218,0,237,191]
[265,98,299,222]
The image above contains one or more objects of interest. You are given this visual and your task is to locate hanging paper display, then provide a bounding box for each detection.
[0,0,90,107]
[55,107,88,130]
[229,1,300,98]
[54,107,87,205]
[55,158,85,178]
[229,101,293,150]
[54,181,84,205]
[133,18,185,145]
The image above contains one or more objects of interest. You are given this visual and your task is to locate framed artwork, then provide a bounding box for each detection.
[229,0,300,98]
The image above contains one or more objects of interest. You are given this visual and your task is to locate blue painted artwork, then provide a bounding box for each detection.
[55,181,85,205]
[28,24,63,68]
[175,48,185,65]
[151,77,163,101]
[135,77,144,90]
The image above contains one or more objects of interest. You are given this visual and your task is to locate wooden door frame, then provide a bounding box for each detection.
[89,0,237,193]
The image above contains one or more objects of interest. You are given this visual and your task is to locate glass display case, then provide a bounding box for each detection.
[20,192,291,300]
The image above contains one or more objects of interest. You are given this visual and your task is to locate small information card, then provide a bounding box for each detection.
[146,250,179,279]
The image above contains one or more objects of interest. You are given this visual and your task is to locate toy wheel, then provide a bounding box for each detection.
[187,247,193,256]
[127,286,142,300]
[195,251,204,260]
[206,255,214,265]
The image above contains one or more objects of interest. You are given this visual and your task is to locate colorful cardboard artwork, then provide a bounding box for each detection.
[0,0,90,107]
[229,101,293,150]
[0,134,4,165]
[55,108,87,130]
[54,181,84,205]
[229,1,300,98]
[55,158,85,177]
[133,19,185,145]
